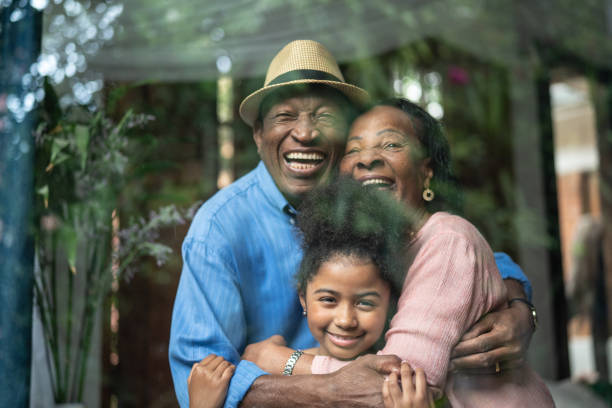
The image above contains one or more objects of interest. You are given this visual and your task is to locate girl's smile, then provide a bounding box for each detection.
[300,254,391,360]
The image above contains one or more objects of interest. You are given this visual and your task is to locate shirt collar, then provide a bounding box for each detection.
[255,161,298,218]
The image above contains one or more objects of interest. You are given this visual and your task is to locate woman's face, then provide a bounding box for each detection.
[340,105,431,209]
[299,255,390,360]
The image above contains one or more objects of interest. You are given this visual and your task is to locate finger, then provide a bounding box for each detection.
[382,378,394,408]
[220,364,235,382]
[450,346,519,372]
[456,313,495,343]
[269,334,287,346]
[199,353,218,366]
[400,361,414,399]
[206,354,228,372]
[368,354,402,374]
[414,367,428,401]
[451,329,504,359]
[388,371,402,404]
[213,359,233,377]
[427,388,435,408]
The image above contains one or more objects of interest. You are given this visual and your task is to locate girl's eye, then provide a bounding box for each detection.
[319,296,336,304]
[357,300,376,308]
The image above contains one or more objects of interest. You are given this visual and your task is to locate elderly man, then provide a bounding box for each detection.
[169,40,535,407]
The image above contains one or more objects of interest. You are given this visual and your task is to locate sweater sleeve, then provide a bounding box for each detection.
[312,230,505,391]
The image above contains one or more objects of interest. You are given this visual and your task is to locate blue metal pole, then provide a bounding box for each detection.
[0,2,42,407]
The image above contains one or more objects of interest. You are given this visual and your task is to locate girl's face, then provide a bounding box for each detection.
[299,255,391,360]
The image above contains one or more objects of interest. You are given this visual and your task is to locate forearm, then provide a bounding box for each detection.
[504,278,527,300]
[240,374,331,408]
[494,252,532,301]
[240,354,397,407]
[240,374,368,408]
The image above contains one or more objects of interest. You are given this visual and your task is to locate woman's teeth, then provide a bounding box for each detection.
[362,178,391,187]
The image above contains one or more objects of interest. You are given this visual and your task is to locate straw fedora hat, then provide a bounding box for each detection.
[239,40,369,126]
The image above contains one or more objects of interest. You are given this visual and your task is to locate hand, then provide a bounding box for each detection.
[327,354,402,407]
[383,362,434,408]
[242,335,294,374]
[240,354,401,407]
[188,354,235,408]
[449,303,533,373]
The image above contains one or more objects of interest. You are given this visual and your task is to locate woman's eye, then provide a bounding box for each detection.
[345,146,360,155]
[384,143,402,150]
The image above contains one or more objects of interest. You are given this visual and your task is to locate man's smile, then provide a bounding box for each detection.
[283,150,326,173]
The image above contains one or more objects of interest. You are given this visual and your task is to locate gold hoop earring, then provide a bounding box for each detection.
[423,179,435,202]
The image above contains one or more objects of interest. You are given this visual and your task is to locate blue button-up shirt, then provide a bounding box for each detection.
[169,161,532,408]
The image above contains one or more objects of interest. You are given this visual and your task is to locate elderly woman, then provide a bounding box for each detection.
[309,99,554,406]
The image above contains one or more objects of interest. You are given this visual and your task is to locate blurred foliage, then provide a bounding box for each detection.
[33,79,194,403]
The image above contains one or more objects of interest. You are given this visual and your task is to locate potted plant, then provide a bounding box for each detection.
[32,80,194,406]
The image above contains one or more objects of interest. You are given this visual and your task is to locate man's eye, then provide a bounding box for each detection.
[317,113,335,121]
[345,146,360,155]
[274,112,295,120]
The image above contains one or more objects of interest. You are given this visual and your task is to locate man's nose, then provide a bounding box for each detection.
[291,116,319,144]
[334,303,358,330]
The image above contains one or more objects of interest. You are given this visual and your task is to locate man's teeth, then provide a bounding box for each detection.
[362,178,391,187]
[285,152,324,161]
[285,152,324,170]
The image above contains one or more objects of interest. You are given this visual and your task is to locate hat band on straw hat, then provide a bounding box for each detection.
[268,70,343,86]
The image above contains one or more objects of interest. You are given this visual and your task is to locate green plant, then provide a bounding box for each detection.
[33,79,194,403]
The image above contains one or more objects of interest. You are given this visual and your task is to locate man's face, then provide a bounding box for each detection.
[253,89,349,206]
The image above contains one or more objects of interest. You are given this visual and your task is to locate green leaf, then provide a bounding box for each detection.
[50,138,70,164]
[75,125,90,170]
[36,185,49,197]
[51,151,71,167]
[59,225,78,274]
[37,185,49,208]
[114,109,133,135]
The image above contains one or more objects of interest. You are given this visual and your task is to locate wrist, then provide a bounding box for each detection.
[508,297,538,331]
[283,350,304,376]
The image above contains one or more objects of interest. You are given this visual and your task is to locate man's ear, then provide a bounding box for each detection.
[253,120,263,156]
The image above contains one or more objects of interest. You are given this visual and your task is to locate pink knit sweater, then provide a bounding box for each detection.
[311,212,554,407]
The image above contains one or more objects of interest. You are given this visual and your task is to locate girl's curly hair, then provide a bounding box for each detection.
[295,176,409,300]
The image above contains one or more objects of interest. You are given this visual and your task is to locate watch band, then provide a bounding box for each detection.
[508,297,538,331]
[282,350,304,376]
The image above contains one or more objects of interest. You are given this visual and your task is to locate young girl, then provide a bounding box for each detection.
[187,178,434,408]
